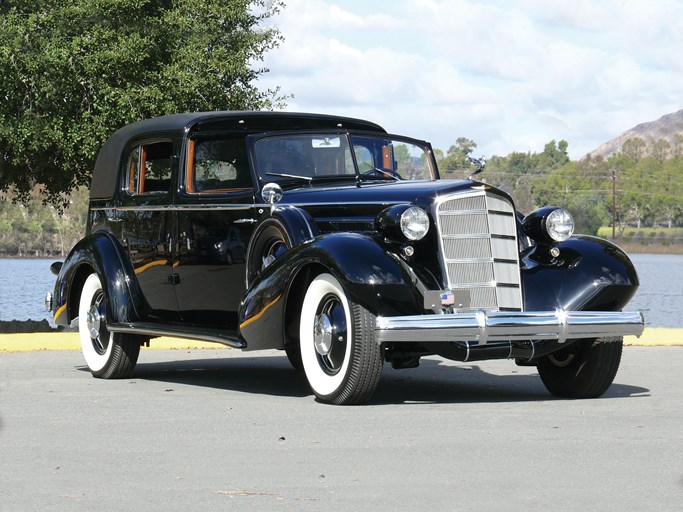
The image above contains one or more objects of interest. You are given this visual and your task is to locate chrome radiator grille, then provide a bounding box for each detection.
[436,191,523,311]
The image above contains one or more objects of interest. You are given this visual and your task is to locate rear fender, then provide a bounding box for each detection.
[53,231,144,326]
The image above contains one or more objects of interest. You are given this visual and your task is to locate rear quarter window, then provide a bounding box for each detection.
[126,141,174,195]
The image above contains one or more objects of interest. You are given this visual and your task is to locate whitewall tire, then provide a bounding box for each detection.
[299,273,383,404]
[78,273,142,378]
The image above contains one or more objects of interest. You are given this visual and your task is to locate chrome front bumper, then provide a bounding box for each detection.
[375,310,644,345]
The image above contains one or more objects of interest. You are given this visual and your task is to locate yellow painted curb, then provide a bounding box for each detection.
[0,328,681,353]
[0,332,228,352]
[624,328,683,347]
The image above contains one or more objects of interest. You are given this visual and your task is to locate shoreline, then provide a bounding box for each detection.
[1,328,681,352]
[611,242,683,255]
[4,243,683,259]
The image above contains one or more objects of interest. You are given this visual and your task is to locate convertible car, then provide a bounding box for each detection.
[47,112,644,404]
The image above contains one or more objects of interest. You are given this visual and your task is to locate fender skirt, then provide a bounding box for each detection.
[238,232,424,350]
[52,231,145,326]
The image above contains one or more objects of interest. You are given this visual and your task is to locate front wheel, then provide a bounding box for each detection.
[78,273,144,379]
[299,273,383,405]
[537,336,623,398]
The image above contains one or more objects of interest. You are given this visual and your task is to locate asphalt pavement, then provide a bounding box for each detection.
[1,346,681,511]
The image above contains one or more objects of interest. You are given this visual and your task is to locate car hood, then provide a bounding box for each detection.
[275,179,511,210]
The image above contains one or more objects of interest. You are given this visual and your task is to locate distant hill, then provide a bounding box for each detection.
[586,109,683,160]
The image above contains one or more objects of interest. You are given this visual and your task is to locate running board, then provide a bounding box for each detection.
[108,322,245,349]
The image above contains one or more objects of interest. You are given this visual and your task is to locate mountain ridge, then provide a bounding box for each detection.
[586,109,683,160]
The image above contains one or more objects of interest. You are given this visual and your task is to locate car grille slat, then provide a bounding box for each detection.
[436,191,523,312]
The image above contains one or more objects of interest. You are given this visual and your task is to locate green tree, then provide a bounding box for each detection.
[673,134,683,160]
[0,0,286,204]
[440,136,478,178]
[652,138,671,163]
[621,137,646,162]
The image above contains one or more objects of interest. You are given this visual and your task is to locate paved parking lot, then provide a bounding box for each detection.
[1,346,681,511]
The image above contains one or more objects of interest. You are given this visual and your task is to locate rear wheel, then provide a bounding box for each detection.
[78,273,144,379]
[299,273,383,404]
[537,336,623,398]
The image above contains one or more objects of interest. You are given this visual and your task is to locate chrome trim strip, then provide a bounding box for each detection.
[91,201,402,212]
[375,310,644,344]
[285,201,407,208]
[91,204,256,212]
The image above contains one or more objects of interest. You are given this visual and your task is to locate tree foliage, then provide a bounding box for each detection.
[439,137,478,178]
[0,0,286,204]
[435,136,683,236]
[0,186,88,256]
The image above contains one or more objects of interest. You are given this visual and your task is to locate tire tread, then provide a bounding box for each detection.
[96,333,141,379]
[331,304,383,405]
[538,336,623,399]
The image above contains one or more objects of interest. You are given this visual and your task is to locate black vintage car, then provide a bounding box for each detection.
[48,112,644,404]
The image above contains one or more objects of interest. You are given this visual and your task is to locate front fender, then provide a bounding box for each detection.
[53,231,144,326]
[238,232,424,350]
[521,235,639,312]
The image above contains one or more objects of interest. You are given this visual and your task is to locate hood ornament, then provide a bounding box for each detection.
[467,156,486,180]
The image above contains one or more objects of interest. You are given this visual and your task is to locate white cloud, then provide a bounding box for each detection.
[259,0,683,159]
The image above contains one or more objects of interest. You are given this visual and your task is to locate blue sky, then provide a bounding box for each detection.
[258,0,683,159]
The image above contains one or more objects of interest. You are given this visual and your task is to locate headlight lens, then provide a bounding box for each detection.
[400,206,430,241]
[545,208,574,242]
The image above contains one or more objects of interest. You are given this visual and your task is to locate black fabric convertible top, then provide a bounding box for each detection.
[89,111,387,200]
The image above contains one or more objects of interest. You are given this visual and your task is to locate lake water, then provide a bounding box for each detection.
[0,254,681,327]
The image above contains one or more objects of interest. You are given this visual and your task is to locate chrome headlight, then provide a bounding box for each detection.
[545,208,574,242]
[522,207,574,243]
[377,205,430,242]
[400,207,430,241]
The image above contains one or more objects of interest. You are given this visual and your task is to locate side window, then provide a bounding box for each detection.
[187,138,252,193]
[126,141,173,195]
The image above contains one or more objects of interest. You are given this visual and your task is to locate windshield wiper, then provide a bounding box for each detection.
[359,166,400,181]
[266,172,313,182]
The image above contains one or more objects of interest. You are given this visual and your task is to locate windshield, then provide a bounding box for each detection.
[253,133,436,183]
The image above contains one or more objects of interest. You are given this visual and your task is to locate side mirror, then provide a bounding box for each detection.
[261,182,283,214]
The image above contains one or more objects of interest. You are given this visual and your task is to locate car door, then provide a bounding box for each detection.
[174,136,257,331]
[119,139,181,322]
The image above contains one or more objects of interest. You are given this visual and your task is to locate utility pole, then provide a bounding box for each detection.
[612,167,617,240]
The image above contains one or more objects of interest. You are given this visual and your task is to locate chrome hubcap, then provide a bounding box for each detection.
[313,313,333,356]
[87,304,101,339]
[313,294,348,375]
[261,239,287,270]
